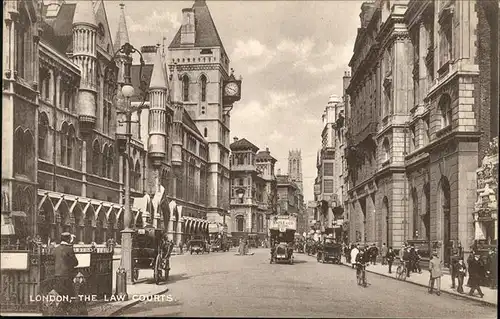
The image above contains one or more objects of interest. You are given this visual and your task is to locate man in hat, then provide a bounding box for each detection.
[428,251,443,296]
[54,232,79,314]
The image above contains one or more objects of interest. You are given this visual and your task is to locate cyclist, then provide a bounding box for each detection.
[355,247,369,285]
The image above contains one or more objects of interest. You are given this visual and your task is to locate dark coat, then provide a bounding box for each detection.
[54,243,78,278]
[468,258,485,285]
[409,248,419,262]
[386,250,396,262]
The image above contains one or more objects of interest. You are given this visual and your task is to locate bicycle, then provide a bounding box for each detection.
[356,263,368,287]
[396,259,408,281]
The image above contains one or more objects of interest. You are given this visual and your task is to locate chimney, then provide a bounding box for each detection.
[359,2,375,28]
[180,8,195,46]
[140,45,159,65]
[342,71,351,96]
[233,137,239,142]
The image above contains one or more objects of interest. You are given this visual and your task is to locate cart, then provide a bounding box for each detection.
[131,226,173,284]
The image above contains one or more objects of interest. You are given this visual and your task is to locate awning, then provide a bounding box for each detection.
[151,185,165,219]
[132,195,152,217]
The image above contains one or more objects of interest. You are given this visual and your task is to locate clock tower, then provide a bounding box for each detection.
[168,0,241,224]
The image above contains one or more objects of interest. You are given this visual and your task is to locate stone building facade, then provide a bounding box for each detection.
[229,138,275,242]
[314,94,348,240]
[345,0,498,265]
[1,0,239,247]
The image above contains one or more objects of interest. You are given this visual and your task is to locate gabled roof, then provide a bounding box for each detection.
[168,0,225,51]
[182,109,203,138]
[41,3,77,55]
[230,138,259,152]
[256,149,277,163]
[94,0,115,55]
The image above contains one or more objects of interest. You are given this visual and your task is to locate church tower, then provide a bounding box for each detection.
[288,150,303,193]
[168,0,241,223]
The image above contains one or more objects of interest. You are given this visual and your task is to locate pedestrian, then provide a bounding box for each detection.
[466,251,475,287]
[468,254,485,298]
[54,232,79,315]
[346,244,352,264]
[350,244,359,269]
[380,243,388,265]
[369,243,378,265]
[487,248,497,289]
[450,242,463,289]
[402,245,411,277]
[409,244,418,273]
[428,251,443,296]
[414,249,422,273]
[456,259,467,294]
[386,246,396,274]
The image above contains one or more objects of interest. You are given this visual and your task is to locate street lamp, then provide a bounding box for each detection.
[106,42,148,288]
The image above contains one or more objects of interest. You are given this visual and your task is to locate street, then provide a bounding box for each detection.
[118,249,496,318]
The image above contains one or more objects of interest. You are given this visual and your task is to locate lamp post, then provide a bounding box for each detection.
[107,42,147,289]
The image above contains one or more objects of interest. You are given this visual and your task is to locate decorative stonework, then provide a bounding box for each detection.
[473,137,498,241]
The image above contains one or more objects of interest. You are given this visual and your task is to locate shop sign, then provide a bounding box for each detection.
[1,252,29,270]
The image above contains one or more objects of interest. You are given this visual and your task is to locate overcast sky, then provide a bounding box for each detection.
[104,0,363,201]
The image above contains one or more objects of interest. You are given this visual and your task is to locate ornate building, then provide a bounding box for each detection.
[229,138,274,242]
[1,0,240,247]
[345,0,499,265]
[313,94,348,240]
[167,0,240,226]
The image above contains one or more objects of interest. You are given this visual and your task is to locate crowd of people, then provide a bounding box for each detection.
[342,242,497,298]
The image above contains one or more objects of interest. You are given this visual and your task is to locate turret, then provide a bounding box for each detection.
[148,45,169,166]
[72,0,97,127]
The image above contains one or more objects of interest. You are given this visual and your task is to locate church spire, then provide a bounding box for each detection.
[114,3,130,50]
[149,45,168,90]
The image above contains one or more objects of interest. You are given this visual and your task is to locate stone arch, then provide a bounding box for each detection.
[421,183,431,240]
[95,207,107,244]
[235,214,245,232]
[437,175,451,265]
[382,196,391,247]
[72,201,85,243]
[411,187,419,239]
[56,197,72,234]
[38,194,55,244]
[438,94,452,128]
[12,186,34,241]
[134,210,144,228]
[83,202,96,243]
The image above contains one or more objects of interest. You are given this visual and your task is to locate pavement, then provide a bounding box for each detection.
[339,256,497,306]
[87,249,497,317]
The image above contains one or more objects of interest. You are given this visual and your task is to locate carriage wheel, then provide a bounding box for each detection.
[154,256,162,285]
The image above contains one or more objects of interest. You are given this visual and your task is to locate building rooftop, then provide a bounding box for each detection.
[230,138,259,152]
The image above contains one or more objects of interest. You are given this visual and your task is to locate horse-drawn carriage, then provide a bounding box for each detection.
[131,225,174,284]
[269,215,297,265]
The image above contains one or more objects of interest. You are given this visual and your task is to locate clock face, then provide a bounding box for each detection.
[224,82,239,96]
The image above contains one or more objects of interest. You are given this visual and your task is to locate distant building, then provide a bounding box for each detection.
[229,138,276,242]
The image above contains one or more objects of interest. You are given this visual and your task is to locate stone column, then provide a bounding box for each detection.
[81,141,87,197]
[55,74,61,108]
[418,20,428,104]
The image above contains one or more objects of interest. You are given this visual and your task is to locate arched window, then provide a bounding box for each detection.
[102,144,109,177]
[382,138,390,162]
[189,159,196,202]
[236,215,244,232]
[38,113,49,160]
[182,75,189,102]
[439,94,452,128]
[60,122,68,166]
[107,147,114,179]
[67,125,75,167]
[14,128,26,174]
[134,160,141,190]
[200,75,207,102]
[92,140,100,174]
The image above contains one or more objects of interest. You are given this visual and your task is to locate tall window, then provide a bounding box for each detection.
[204,127,207,138]
[16,9,29,78]
[439,94,452,128]
[182,75,189,102]
[38,113,49,159]
[410,124,417,152]
[382,138,390,162]
[67,125,75,167]
[134,161,141,191]
[423,116,430,144]
[14,128,26,174]
[107,148,114,179]
[236,216,244,232]
[60,123,68,166]
[92,140,100,174]
[102,145,109,176]
[200,75,207,102]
